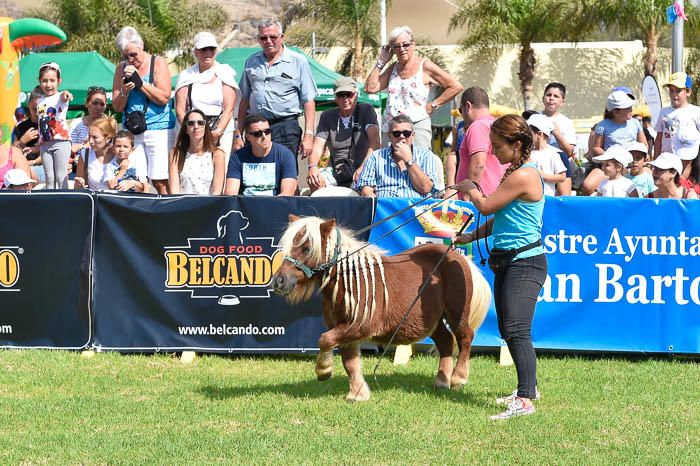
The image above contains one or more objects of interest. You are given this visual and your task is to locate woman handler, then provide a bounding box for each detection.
[453,114,547,420]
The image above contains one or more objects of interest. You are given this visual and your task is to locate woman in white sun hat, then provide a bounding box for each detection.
[647,152,698,199]
[175,31,239,175]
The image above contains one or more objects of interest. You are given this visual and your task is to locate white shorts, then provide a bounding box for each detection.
[132,128,173,180]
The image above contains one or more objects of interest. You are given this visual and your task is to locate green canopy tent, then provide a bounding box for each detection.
[20,51,116,110]
[201,47,385,109]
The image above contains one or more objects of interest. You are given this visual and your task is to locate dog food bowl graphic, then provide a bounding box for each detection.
[218,295,240,306]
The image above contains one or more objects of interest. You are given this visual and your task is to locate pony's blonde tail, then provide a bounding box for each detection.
[467,260,491,331]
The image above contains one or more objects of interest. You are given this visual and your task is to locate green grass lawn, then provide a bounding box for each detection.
[1,350,698,464]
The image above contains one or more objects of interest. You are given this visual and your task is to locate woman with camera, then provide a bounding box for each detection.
[111,26,175,194]
[453,114,547,421]
[174,31,238,168]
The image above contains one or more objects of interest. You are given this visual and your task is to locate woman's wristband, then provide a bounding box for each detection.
[308,163,317,169]
[375,60,385,70]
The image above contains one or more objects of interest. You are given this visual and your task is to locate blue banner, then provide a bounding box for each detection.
[371,197,700,353]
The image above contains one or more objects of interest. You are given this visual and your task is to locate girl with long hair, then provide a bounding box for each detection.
[168,108,225,195]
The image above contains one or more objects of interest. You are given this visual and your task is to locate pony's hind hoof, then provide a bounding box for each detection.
[346,382,371,402]
[317,372,332,382]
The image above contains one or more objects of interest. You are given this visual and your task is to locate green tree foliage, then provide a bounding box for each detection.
[28,0,228,67]
[591,1,700,80]
[450,0,594,110]
[281,0,382,80]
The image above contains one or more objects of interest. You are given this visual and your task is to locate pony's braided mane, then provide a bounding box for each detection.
[278,216,388,327]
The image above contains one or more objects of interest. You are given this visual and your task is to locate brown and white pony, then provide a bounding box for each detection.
[272,215,491,401]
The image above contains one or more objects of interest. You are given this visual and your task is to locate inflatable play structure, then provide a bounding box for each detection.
[0,17,66,144]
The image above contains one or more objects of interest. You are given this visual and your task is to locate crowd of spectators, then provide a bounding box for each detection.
[5,21,700,203]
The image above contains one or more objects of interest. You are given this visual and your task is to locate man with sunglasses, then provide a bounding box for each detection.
[235,19,317,165]
[225,114,297,196]
[307,77,380,192]
[357,115,443,198]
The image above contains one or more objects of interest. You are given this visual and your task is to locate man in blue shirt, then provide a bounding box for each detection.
[235,20,318,163]
[225,114,298,196]
[357,115,444,198]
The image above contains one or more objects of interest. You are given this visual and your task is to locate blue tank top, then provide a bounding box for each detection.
[125,58,175,131]
[491,162,545,260]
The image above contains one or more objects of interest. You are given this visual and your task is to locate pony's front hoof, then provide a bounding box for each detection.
[317,371,332,382]
[346,382,371,402]
[434,380,451,391]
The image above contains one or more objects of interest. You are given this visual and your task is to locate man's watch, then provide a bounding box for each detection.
[406,159,415,167]
[430,102,439,110]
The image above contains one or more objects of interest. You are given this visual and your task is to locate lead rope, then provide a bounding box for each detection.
[370,212,474,390]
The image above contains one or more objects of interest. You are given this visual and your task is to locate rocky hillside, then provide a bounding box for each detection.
[1,0,283,47]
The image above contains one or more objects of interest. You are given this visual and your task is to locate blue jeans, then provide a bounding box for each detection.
[493,253,547,399]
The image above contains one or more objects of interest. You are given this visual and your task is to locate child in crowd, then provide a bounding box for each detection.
[36,62,73,189]
[526,114,567,197]
[592,145,638,198]
[654,72,700,158]
[541,82,576,195]
[625,141,656,197]
[109,130,146,192]
[583,89,646,195]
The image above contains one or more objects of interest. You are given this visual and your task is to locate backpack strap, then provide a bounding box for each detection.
[187,83,193,112]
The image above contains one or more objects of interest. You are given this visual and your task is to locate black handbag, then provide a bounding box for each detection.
[123,55,156,135]
[487,239,542,274]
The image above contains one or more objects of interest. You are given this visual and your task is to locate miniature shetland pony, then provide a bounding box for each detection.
[272,215,491,401]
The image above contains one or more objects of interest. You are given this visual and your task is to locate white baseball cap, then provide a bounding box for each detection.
[650,152,683,174]
[625,141,649,156]
[526,114,553,136]
[593,145,633,166]
[3,169,37,188]
[193,31,218,50]
[606,90,636,111]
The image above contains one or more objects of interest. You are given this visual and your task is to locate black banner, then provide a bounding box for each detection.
[0,191,92,348]
[92,194,374,352]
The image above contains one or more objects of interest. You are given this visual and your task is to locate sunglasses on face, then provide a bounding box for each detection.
[392,42,412,50]
[258,35,280,42]
[123,51,139,60]
[391,130,413,138]
[186,120,206,127]
[248,128,272,138]
[336,92,354,99]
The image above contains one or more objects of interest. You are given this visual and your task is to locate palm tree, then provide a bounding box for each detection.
[28,0,228,67]
[450,0,593,110]
[592,0,699,78]
[281,0,382,80]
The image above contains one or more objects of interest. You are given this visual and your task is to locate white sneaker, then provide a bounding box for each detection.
[495,387,540,405]
[489,397,535,421]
